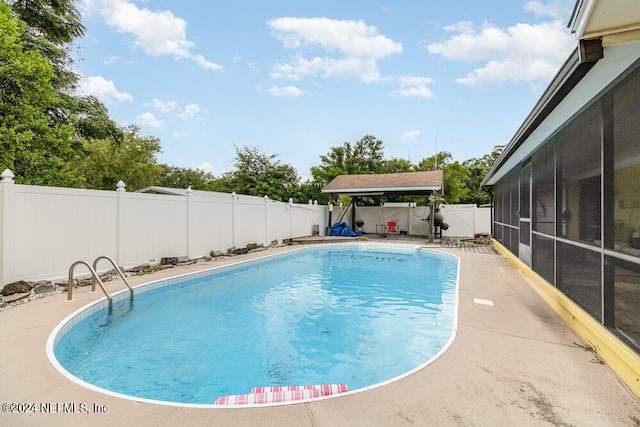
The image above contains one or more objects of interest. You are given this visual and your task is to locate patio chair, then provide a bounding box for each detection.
[387,221,397,234]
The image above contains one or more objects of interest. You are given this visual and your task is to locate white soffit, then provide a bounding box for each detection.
[485,39,640,186]
[575,0,640,40]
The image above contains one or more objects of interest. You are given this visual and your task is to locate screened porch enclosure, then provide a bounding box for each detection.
[491,65,640,353]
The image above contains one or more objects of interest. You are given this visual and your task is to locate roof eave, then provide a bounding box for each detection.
[321,185,442,194]
[481,46,599,187]
[569,0,594,38]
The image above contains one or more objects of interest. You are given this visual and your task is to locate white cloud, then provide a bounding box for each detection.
[271,57,386,83]
[136,112,163,128]
[178,104,204,119]
[192,53,222,71]
[524,0,572,18]
[103,55,120,64]
[197,162,212,172]
[390,76,435,98]
[266,85,305,97]
[426,18,575,89]
[269,17,402,59]
[268,17,402,83]
[80,0,222,71]
[172,131,188,139]
[148,99,177,113]
[248,61,259,72]
[401,130,421,142]
[79,75,133,103]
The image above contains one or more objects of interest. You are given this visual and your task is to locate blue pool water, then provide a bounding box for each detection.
[53,245,458,404]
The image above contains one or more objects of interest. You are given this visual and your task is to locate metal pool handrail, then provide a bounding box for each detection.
[67,261,113,312]
[67,256,134,313]
[92,255,134,303]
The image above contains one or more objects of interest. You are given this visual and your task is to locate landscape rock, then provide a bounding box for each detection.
[0,292,30,303]
[474,233,493,245]
[246,243,259,250]
[128,263,151,273]
[1,280,32,296]
[161,257,179,265]
[102,267,126,277]
[76,277,93,287]
[33,281,56,294]
[233,247,250,255]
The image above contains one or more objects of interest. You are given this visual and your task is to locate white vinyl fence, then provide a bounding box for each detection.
[332,203,490,238]
[1,169,491,287]
[0,170,326,286]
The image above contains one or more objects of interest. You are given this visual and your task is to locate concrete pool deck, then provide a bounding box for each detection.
[1,242,639,426]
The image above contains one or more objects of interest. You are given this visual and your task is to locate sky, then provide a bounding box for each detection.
[75,0,579,179]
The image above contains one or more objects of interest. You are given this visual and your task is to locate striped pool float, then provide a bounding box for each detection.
[250,384,349,396]
[214,389,320,405]
[214,384,350,405]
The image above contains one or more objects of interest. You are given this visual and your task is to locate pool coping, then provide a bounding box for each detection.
[2,241,639,426]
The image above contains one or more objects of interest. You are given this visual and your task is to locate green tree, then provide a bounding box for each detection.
[416,151,469,203]
[0,2,80,186]
[311,134,385,179]
[310,135,386,203]
[157,165,217,190]
[9,0,120,141]
[416,151,453,172]
[9,0,84,87]
[71,126,162,191]
[441,161,470,203]
[218,146,301,202]
[461,145,504,205]
[383,157,414,173]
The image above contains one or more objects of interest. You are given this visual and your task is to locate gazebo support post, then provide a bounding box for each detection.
[328,195,333,235]
[428,192,436,243]
[351,196,357,231]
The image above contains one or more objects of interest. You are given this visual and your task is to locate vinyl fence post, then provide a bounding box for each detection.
[309,200,313,236]
[116,180,126,268]
[289,198,294,240]
[264,195,269,247]
[231,192,237,249]
[186,185,193,259]
[313,200,318,235]
[473,205,477,236]
[1,169,16,286]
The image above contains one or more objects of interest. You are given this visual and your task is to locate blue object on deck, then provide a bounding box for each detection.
[331,221,360,237]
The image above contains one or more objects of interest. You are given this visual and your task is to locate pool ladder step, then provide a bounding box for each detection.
[109,300,133,318]
[67,255,133,312]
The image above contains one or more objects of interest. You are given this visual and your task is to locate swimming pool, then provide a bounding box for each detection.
[48,244,459,406]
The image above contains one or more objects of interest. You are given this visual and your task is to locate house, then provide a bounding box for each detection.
[481,0,640,394]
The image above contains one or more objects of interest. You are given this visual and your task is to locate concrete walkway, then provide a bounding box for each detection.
[1,243,639,426]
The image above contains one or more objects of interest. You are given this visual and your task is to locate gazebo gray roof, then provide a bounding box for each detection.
[321,171,443,196]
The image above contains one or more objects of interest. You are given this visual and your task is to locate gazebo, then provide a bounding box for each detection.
[321,170,444,236]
